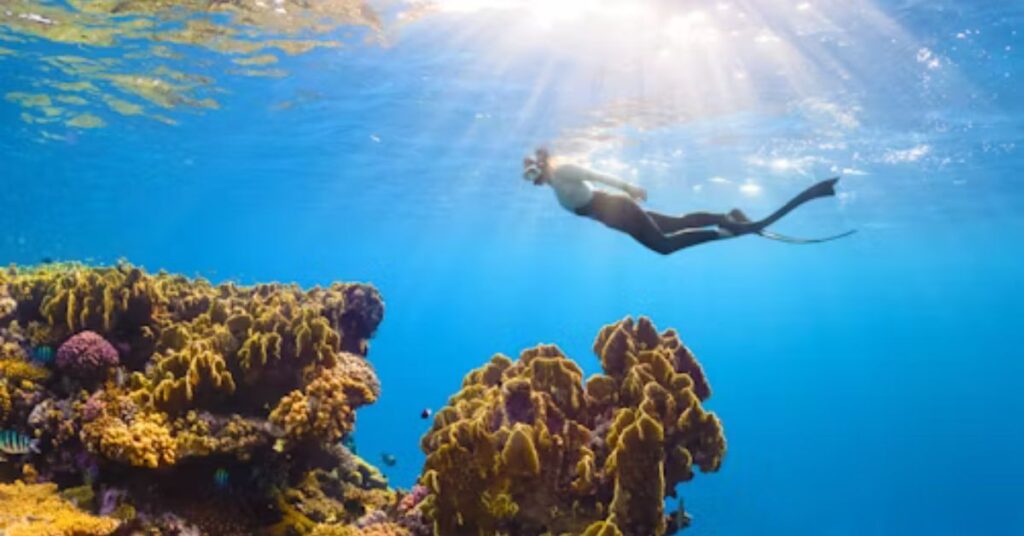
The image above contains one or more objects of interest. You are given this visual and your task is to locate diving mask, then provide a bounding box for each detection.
[523,157,542,181]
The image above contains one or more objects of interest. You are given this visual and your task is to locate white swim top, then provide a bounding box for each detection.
[548,163,624,212]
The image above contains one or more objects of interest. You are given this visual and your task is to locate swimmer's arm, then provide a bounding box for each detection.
[584,169,647,201]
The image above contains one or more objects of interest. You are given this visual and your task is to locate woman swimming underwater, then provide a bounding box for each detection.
[523,148,854,255]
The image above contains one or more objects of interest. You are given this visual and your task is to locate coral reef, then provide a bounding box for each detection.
[0,262,726,535]
[419,316,726,536]
[0,262,386,533]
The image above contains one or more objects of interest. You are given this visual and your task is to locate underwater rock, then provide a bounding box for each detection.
[419,316,727,536]
[55,330,119,381]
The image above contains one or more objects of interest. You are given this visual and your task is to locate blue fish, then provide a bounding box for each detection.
[31,346,54,364]
[0,430,39,457]
[213,467,229,488]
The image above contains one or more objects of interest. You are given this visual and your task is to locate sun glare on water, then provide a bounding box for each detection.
[409,0,958,199]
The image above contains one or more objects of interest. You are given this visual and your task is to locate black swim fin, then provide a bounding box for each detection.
[756,228,857,244]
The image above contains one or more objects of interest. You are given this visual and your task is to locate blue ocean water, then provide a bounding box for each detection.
[1,1,1022,534]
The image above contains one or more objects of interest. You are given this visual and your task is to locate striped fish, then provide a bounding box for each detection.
[0,430,39,457]
[31,345,54,364]
[213,468,229,489]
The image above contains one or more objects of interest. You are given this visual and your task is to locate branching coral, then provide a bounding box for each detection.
[419,316,726,536]
[0,481,120,536]
[11,263,161,342]
[150,340,237,413]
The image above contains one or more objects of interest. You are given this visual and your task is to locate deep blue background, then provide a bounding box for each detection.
[1,1,1022,534]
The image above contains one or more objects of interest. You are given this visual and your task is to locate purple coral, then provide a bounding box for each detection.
[99,487,126,516]
[81,392,106,421]
[398,485,429,513]
[56,331,119,379]
[356,509,389,528]
[396,485,432,536]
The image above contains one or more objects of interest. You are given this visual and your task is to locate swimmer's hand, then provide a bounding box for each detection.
[625,184,647,202]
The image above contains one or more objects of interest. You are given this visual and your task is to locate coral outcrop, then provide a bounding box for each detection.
[419,316,726,536]
[0,262,386,533]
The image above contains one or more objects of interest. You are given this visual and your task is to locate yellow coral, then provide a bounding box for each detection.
[150,339,236,412]
[81,412,176,468]
[605,411,666,536]
[0,481,119,536]
[172,412,268,460]
[28,263,161,341]
[0,341,28,361]
[0,380,10,423]
[0,356,50,383]
[582,521,625,536]
[270,367,375,446]
[501,424,540,476]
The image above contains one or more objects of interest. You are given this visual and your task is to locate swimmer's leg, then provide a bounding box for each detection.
[646,210,730,233]
[644,228,730,255]
[586,194,731,255]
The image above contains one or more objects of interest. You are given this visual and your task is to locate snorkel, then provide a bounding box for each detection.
[522,148,550,185]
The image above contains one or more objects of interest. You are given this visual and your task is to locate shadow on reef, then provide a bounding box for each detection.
[0,262,725,536]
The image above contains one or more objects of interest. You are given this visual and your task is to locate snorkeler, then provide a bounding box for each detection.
[523,148,853,255]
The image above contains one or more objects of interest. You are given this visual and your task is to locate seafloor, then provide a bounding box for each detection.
[0,262,725,535]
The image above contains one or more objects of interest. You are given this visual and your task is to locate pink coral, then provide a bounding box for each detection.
[81,393,106,422]
[397,485,428,513]
[56,331,120,380]
[395,485,430,536]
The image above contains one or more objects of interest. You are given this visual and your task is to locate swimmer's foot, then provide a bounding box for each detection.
[728,209,751,224]
[719,209,756,235]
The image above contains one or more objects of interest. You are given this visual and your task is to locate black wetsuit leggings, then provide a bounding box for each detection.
[576,191,726,255]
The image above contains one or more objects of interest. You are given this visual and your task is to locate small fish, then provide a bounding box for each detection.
[31,346,54,364]
[0,430,39,456]
[380,452,397,467]
[213,468,229,488]
[420,408,432,420]
[669,497,691,532]
[40,257,54,264]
